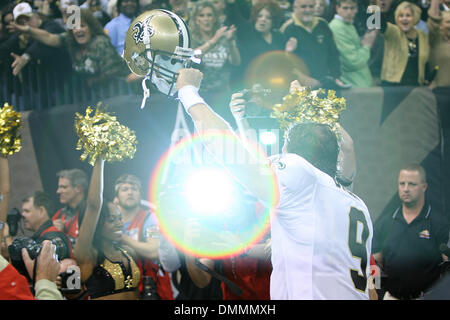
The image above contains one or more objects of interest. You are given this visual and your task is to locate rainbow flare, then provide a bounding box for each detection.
[149,130,279,259]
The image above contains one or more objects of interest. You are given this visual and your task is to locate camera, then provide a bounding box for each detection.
[7,207,21,237]
[239,84,272,118]
[142,275,160,300]
[8,237,68,281]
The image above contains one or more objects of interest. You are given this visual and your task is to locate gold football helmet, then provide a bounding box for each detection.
[123,9,199,99]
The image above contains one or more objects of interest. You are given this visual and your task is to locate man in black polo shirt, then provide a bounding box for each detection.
[280,0,345,90]
[372,164,450,300]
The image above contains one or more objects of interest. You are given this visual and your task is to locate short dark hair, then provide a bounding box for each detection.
[23,191,54,218]
[399,163,427,183]
[116,0,140,15]
[336,0,357,7]
[285,123,339,177]
[57,168,88,194]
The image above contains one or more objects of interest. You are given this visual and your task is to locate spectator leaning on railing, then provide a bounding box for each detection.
[8,8,129,86]
[0,2,71,77]
[378,1,430,86]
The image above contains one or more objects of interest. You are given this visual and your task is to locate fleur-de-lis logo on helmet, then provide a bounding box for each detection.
[132,17,155,45]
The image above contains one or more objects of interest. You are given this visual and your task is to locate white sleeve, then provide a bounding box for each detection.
[158,235,181,273]
[271,154,315,193]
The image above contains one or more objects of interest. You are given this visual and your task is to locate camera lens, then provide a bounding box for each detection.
[8,237,40,279]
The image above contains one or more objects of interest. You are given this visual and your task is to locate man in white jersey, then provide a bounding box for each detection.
[175,68,373,300]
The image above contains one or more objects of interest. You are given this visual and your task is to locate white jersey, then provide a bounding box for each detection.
[269,153,373,300]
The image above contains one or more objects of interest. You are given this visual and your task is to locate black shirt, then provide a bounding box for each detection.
[0,19,71,75]
[281,18,341,83]
[172,251,223,300]
[372,202,450,299]
[400,37,419,86]
[32,220,72,260]
[227,1,288,89]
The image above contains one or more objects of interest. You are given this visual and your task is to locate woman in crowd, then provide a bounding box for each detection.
[9,8,129,86]
[74,158,141,300]
[189,1,240,93]
[188,0,240,122]
[226,0,293,90]
[428,0,450,88]
[379,1,430,86]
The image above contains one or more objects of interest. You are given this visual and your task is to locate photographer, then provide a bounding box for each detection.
[0,158,62,299]
[0,240,63,300]
[19,191,73,262]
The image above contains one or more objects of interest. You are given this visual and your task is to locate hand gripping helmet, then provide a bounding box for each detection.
[123,9,200,104]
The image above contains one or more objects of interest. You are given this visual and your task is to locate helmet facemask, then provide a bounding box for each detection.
[143,47,200,96]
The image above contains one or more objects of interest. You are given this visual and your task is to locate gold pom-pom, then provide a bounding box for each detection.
[0,103,22,157]
[74,104,138,166]
[271,88,346,132]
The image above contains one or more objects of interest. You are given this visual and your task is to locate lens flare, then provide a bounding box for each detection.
[259,131,278,146]
[149,131,279,259]
[184,168,235,215]
[244,50,309,91]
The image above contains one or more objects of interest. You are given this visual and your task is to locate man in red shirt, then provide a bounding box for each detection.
[52,169,87,249]
[114,174,174,299]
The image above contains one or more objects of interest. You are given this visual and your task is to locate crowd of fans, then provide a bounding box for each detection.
[0,0,449,110]
[0,0,449,301]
